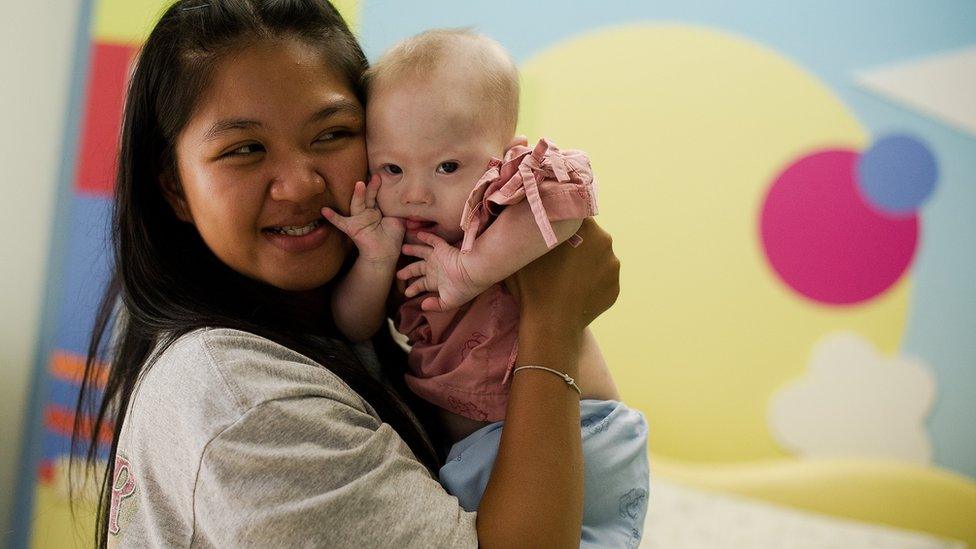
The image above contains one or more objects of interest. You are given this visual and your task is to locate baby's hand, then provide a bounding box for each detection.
[398,232,490,312]
[322,175,404,266]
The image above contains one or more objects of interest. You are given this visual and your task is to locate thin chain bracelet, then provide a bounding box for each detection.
[512,365,582,395]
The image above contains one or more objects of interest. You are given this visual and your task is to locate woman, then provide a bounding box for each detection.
[73,1,620,546]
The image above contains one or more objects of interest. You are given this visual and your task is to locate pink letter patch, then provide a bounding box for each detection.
[108,454,136,535]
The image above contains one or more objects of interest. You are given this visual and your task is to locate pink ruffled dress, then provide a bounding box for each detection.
[395,138,598,421]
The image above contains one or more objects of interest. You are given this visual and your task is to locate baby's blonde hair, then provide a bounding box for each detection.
[365,28,520,142]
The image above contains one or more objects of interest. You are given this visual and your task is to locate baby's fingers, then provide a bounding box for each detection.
[404,277,430,298]
[397,260,425,281]
[402,243,433,260]
[364,174,382,210]
[416,231,448,249]
[321,207,354,236]
[420,296,447,313]
[348,180,367,216]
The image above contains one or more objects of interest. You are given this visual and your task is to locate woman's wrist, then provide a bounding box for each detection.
[516,313,582,375]
[518,307,584,340]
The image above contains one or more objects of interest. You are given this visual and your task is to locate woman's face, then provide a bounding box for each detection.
[170,38,365,291]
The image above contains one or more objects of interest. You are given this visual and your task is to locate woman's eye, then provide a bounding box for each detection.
[224,143,264,157]
[437,161,459,174]
[315,130,350,143]
[384,164,403,175]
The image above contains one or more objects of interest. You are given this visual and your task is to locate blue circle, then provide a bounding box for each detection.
[856,134,938,215]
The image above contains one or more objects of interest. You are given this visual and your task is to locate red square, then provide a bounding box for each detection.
[74,41,138,197]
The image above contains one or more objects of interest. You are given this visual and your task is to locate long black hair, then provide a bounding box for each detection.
[71,1,444,546]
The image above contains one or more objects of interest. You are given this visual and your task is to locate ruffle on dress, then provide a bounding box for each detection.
[459,138,597,253]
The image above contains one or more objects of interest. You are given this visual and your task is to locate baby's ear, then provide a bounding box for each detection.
[159,171,193,224]
[506,134,529,151]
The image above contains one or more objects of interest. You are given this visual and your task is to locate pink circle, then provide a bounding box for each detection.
[760,149,918,305]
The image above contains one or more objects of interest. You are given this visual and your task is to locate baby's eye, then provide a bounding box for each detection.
[383,164,403,175]
[437,161,460,174]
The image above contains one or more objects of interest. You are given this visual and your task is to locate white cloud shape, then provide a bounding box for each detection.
[768,332,936,464]
[854,46,976,137]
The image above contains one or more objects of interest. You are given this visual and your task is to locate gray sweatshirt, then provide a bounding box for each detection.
[108,328,478,548]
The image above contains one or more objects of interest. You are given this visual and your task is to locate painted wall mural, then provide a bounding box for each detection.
[14,0,975,546]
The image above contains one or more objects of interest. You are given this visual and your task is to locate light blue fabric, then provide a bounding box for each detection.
[439,399,650,548]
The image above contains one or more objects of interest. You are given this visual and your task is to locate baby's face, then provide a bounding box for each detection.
[368,80,504,245]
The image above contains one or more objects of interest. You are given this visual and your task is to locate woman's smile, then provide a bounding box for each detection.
[262,215,334,253]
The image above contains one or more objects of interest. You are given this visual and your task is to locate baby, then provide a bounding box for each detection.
[323,29,649,547]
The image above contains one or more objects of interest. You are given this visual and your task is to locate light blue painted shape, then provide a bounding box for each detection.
[857,134,939,215]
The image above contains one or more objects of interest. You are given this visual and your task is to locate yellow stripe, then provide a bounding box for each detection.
[92,0,362,44]
[92,0,172,45]
[332,0,361,32]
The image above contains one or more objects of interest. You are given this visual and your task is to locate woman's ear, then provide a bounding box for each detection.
[160,171,193,223]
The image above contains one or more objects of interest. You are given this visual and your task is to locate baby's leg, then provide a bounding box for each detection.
[578,400,649,548]
[437,400,650,548]
[465,209,581,289]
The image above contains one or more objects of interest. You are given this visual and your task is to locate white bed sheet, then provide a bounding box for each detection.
[641,478,966,549]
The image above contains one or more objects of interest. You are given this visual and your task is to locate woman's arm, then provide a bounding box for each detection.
[477,218,621,547]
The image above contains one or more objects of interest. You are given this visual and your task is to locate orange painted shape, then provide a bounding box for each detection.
[44,405,113,445]
[50,351,109,388]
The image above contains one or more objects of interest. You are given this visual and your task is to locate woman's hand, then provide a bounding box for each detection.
[505,218,620,333]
